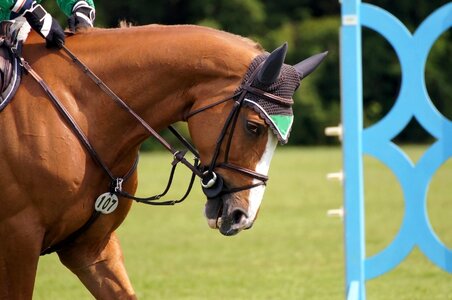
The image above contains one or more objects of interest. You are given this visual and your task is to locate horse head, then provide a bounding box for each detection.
[188,43,327,235]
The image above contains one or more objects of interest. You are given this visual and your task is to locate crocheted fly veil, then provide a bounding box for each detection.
[236,53,300,144]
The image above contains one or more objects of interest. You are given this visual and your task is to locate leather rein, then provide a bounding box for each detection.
[14,44,281,254]
[19,45,203,206]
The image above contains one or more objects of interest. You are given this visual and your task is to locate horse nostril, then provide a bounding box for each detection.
[231,208,248,227]
[220,208,251,235]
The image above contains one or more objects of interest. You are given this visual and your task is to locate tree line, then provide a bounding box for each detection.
[47,0,451,146]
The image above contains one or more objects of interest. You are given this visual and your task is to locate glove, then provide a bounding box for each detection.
[23,2,65,48]
[68,1,95,32]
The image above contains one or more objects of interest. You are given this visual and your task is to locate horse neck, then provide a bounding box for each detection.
[25,26,261,165]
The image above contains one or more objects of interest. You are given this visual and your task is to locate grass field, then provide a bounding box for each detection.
[33,146,452,299]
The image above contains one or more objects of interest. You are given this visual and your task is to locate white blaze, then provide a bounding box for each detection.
[246,129,278,223]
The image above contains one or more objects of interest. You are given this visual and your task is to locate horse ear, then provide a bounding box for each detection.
[257,42,288,85]
[294,51,328,80]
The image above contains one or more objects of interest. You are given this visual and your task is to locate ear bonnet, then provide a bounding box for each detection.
[235,53,300,144]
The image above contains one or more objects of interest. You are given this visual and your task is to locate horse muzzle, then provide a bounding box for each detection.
[202,175,255,236]
[204,196,254,236]
[200,167,266,235]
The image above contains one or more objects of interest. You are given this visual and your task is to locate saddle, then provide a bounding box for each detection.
[0,21,22,112]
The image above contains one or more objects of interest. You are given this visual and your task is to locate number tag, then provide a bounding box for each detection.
[95,193,119,214]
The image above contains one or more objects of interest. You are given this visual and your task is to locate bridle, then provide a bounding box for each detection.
[185,59,296,199]
[15,45,289,254]
[17,45,291,203]
[185,65,274,199]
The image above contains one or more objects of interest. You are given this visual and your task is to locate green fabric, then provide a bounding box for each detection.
[270,114,293,141]
[0,0,24,20]
[56,0,94,17]
[0,0,17,11]
[0,0,95,20]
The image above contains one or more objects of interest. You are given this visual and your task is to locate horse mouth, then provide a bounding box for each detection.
[204,197,251,236]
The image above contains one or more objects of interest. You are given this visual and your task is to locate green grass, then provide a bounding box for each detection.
[33,146,452,299]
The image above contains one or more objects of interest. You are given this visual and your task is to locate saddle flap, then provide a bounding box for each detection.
[0,44,21,112]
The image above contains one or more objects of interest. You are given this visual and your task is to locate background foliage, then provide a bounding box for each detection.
[47,0,451,145]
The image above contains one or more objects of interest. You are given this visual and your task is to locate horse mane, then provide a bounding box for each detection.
[78,23,263,52]
[168,24,264,52]
[118,20,133,28]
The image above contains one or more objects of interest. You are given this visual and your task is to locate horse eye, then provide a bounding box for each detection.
[245,121,264,136]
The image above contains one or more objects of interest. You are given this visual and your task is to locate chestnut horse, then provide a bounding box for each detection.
[0,25,325,298]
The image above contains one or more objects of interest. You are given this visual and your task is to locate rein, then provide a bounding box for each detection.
[59,45,205,206]
[17,47,200,255]
[59,44,272,199]
[19,45,202,206]
[14,44,274,254]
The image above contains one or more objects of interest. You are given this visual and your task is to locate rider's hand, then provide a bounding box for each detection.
[23,2,65,48]
[68,1,95,32]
